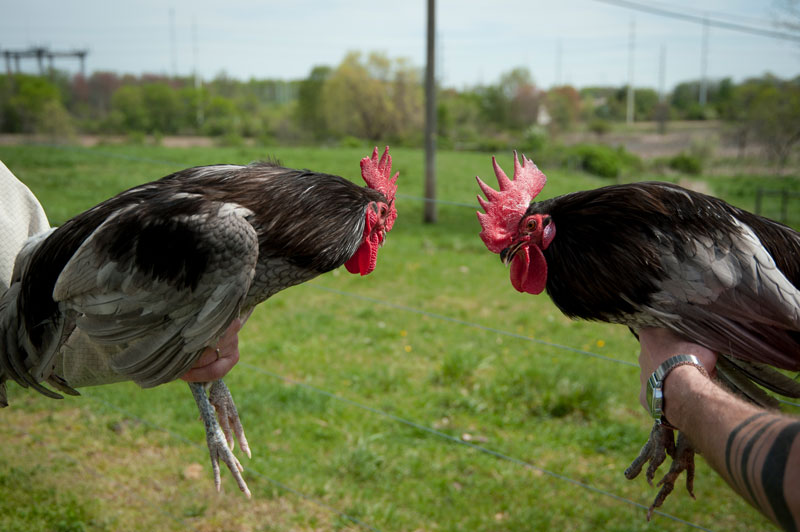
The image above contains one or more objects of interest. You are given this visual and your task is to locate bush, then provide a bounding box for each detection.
[521,125,548,156]
[669,152,703,175]
[588,118,611,137]
[564,144,642,179]
[339,135,364,148]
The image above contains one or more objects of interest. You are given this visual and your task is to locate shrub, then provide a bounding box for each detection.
[339,135,364,148]
[669,152,703,175]
[588,118,611,137]
[564,144,641,179]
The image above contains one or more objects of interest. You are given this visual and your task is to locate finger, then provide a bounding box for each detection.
[181,350,239,382]
[193,348,220,369]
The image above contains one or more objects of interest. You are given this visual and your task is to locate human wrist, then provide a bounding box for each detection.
[647,354,709,429]
[661,364,710,429]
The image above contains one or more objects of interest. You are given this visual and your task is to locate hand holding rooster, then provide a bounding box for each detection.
[638,328,800,529]
[1,147,399,498]
[476,151,800,517]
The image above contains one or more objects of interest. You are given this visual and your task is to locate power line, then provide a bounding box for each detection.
[591,0,800,43]
[238,362,713,531]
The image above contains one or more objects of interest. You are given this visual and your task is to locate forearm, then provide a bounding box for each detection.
[664,366,800,531]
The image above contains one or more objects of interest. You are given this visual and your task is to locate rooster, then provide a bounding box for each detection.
[0,147,398,497]
[476,152,800,516]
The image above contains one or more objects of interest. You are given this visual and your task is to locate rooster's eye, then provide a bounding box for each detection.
[524,218,537,232]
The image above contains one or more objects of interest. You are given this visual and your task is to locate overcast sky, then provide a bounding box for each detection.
[1,0,798,91]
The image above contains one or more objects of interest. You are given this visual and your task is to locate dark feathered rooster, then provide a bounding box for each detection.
[0,147,398,497]
[476,152,800,516]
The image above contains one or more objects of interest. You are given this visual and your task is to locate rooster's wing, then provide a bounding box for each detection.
[41,195,258,388]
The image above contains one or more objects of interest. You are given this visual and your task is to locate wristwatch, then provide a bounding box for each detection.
[647,354,707,429]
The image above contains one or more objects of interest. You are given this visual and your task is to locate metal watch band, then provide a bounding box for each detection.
[647,354,708,429]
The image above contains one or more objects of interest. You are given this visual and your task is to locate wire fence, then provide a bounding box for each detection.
[4,143,794,531]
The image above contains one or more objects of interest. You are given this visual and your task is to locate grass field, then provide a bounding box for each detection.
[0,143,795,532]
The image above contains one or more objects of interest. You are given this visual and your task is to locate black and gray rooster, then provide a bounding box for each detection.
[0,147,398,497]
[476,152,800,516]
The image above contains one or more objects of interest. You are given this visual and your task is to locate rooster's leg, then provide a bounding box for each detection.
[189,380,251,498]
[624,422,674,484]
[208,379,251,459]
[625,423,697,519]
[646,431,696,519]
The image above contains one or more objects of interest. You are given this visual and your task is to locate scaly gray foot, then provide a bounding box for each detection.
[625,422,695,519]
[209,379,251,458]
[189,380,251,497]
[646,431,696,519]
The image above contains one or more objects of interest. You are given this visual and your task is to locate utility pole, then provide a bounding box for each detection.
[170,8,178,77]
[699,15,709,106]
[656,44,668,134]
[626,17,635,124]
[424,0,437,224]
[658,44,666,102]
[192,16,204,128]
[555,39,562,86]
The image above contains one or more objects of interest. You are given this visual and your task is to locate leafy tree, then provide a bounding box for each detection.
[509,82,542,131]
[0,74,73,134]
[633,88,659,121]
[545,85,581,135]
[474,67,541,132]
[86,72,123,116]
[476,84,510,130]
[322,52,392,140]
[141,83,183,134]
[437,88,482,147]
[729,76,800,166]
[321,51,422,141]
[295,65,332,139]
[580,87,626,121]
[202,95,240,137]
[110,85,147,132]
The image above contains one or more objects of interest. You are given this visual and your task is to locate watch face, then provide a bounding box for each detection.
[647,374,664,419]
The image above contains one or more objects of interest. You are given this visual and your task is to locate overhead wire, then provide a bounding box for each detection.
[591,0,800,43]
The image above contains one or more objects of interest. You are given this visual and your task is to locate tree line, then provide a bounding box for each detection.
[1,51,798,165]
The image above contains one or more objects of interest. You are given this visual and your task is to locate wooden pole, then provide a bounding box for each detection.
[424,0,437,223]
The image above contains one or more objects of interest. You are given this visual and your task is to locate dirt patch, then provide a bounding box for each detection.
[563,121,766,160]
[0,133,219,148]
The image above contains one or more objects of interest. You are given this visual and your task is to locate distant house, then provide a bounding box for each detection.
[537,104,551,126]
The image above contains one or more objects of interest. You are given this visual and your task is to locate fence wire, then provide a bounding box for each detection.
[83,394,384,532]
[5,144,790,530]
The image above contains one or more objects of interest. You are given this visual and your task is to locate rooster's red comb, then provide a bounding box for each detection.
[361,146,398,231]
[476,151,547,254]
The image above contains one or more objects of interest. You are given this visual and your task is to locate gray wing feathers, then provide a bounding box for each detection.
[51,202,258,388]
[647,219,800,371]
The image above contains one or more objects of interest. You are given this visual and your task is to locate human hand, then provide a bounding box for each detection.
[637,328,717,411]
[181,318,243,382]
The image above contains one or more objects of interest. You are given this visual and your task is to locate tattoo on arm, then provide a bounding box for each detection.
[725,412,800,532]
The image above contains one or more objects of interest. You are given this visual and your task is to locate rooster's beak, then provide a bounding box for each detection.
[500,241,525,267]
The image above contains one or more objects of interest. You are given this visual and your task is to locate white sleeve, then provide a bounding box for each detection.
[0,160,50,292]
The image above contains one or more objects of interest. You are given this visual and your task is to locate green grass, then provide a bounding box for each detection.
[0,143,785,531]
